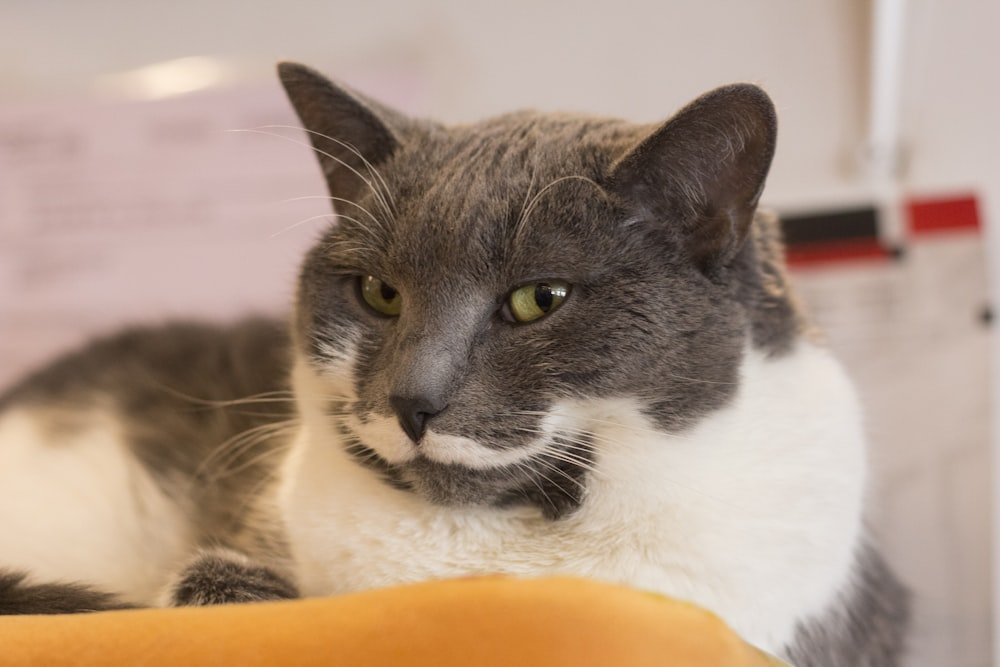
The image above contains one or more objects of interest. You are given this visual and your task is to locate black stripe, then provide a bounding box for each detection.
[780,206,880,245]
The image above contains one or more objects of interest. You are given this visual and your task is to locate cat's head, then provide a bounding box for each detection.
[278,63,796,519]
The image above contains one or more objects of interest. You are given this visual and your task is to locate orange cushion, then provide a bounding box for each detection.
[3,576,786,666]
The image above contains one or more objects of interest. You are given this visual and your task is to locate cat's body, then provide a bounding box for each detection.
[0,63,908,663]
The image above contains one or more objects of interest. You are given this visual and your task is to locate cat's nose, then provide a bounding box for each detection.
[389,394,446,444]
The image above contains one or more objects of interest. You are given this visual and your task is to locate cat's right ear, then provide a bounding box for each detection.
[277,62,403,204]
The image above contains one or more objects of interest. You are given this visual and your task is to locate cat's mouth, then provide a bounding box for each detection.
[339,424,592,520]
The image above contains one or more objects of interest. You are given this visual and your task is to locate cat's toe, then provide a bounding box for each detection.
[168,549,298,606]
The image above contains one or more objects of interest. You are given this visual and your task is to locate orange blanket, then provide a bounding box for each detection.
[3,577,786,666]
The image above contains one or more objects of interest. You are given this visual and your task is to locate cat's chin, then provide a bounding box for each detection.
[405,455,585,521]
[342,434,585,520]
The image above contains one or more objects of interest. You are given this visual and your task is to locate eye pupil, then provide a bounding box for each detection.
[535,284,554,311]
[359,275,402,316]
[507,281,569,323]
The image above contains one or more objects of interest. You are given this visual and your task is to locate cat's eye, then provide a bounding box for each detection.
[506,281,570,323]
[359,275,402,316]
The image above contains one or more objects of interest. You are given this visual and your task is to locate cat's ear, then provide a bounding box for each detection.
[609,84,777,275]
[277,62,404,204]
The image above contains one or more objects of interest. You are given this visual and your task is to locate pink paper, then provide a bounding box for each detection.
[0,72,422,389]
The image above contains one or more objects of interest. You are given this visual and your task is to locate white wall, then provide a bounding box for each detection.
[5,0,995,203]
[0,0,873,209]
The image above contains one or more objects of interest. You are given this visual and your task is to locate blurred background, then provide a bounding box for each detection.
[0,1,994,664]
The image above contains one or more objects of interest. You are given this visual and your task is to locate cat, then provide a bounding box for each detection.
[0,62,908,664]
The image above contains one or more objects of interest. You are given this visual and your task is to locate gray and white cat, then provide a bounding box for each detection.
[0,63,907,664]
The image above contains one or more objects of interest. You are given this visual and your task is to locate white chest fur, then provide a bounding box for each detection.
[279,342,866,653]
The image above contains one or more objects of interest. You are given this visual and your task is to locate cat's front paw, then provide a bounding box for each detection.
[167,548,298,606]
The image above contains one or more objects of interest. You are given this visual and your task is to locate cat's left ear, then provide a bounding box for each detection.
[609,84,777,275]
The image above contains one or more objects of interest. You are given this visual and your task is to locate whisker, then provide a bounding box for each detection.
[541,443,598,471]
[279,196,385,230]
[656,374,739,387]
[212,430,298,481]
[269,212,336,238]
[505,418,744,510]
[230,128,395,226]
[531,453,592,488]
[511,170,537,252]
[514,174,606,244]
[210,419,297,464]
[255,124,397,217]
[543,463,588,492]
[196,418,300,480]
[522,439,601,478]
[510,459,560,509]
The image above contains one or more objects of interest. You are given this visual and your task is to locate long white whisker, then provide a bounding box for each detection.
[196,419,299,480]
[230,128,394,224]
[270,213,336,238]
[213,430,298,480]
[529,456,586,490]
[277,195,386,238]
[505,418,744,509]
[510,459,559,505]
[255,124,397,217]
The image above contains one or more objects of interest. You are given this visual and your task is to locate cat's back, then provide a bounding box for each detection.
[0,318,291,603]
[1,318,289,409]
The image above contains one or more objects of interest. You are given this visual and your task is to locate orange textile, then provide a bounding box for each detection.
[3,576,787,666]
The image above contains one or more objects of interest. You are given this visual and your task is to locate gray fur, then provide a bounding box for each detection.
[0,570,134,614]
[786,544,911,665]
[0,62,908,665]
[284,64,788,516]
[0,319,294,569]
[170,549,298,606]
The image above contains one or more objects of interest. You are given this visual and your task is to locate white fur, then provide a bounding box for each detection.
[0,408,190,604]
[350,413,550,468]
[280,341,867,654]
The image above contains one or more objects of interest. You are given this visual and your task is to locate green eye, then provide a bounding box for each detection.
[507,281,570,323]
[359,275,402,316]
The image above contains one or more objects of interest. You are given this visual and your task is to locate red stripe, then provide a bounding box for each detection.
[906,194,980,234]
[785,238,889,268]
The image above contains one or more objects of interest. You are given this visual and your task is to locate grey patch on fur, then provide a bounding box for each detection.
[783,543,911,666]
[0,318,295,564]
[0,570,134,614]
[279,66,800,516]
[396,440,593,520]
[498,432,594,519]
[170,551,298,606]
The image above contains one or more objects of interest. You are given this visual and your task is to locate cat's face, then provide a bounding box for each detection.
[279,64,782,518]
